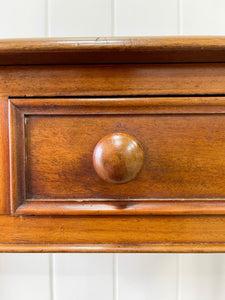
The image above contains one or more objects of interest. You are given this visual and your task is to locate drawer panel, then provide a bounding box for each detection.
[9,97,225,215]
[27,114,225,199]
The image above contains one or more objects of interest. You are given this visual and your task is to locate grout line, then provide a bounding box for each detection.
[49,253,55,300]
[176,254,181,300]
[113,253,118,300]
[178,0,183,35]
[111,0,115,36]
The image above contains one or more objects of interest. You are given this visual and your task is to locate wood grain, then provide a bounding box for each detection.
[16,200,225,216]
[93,133,144,184]
[9,97,225,216]
[12,97,225,114]
[0,243,225,253]
[0,97,10,214]
[9,101,26,213]
[2,38,225,252]
[0,215,223,252]
[1,63,225,97]
[25,114,225,199]
[1,37,225,64]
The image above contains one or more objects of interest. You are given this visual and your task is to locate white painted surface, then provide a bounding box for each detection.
[53,254,114,300]
[0,1,225,300]
[179,254,225,300]
[117,254,177,300]
[0,254,51,300]
[48,0,112,37]
[0,0,46,38]
[114,0,178,36]
[182,0,225,35]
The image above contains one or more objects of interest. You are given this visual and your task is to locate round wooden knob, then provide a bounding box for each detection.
[93,133,144,184]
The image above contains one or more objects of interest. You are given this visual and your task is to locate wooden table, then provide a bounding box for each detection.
[1,37,225,252]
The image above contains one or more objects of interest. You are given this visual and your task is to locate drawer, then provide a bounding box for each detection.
[9,96,225,215]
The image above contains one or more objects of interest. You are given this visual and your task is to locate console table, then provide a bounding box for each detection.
[1,37,225,252]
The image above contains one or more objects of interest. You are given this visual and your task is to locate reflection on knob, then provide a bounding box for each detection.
[93,133,144,184]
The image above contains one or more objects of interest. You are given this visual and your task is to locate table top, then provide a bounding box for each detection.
[1,36,225,65]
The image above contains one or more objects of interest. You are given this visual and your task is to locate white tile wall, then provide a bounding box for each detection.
[0,0,46,38]
[0,0,225,300]
[48,0,112,37]
[117,254,177,300]
[182,0,225,35]
[179,254,225,300]
[54,254,114,300]
[114,0,178,36]
[0,254,51,300]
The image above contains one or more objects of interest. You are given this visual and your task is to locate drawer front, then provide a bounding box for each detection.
[9,97,225,215]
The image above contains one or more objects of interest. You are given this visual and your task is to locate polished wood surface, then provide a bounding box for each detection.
[0,97,10,214]
[1,64,225,98]
[2,37,225,64]
[1,37,225,252]
[0,215,224,252]
[93,133,144,184]
[9,97,225,216]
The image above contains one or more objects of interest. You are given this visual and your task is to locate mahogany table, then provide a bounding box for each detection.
[0,37,225,252]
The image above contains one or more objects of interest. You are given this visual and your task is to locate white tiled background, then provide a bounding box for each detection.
[0,0,225,299]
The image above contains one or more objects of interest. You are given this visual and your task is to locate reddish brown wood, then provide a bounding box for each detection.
[11,96,225,114]
[1,37,225,252]
[2,37,225,65]
[93,133,144,184]
[1,243,225,253]
[9,102,26,213]
[15,200,225,216]
[9,97,225,217]
[1,64,225,97]
[0,215,223,252]
[0,97,10,214]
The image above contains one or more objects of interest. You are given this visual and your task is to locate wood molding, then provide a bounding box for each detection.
[2,37,225,252]
[2,37,225,64]
[9,97,225,216]
[15,200,225,216]
[1,64,225,98]
[0,214,224,252]
[0,243,225,253]
[0,97,10,214]
[9,101,26,213]
[11,96,225,114]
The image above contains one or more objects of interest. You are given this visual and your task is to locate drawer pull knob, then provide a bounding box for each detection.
[93,133,144,184]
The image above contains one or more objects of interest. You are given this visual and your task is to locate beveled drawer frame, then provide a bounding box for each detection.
[9,96,225,216]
